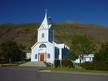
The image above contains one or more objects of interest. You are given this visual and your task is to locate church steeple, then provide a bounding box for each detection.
[38,9,49,30]
[37,10,53,43]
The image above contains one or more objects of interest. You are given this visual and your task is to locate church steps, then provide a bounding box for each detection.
[19,62,47,67]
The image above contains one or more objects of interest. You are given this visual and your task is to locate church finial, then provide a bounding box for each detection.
[45,9,48,17]
[45,9,48,12]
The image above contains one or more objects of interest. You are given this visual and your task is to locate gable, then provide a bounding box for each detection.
[31,42,54,49]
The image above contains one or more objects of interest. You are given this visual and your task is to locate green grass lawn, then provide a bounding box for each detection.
[42,65,108,73]
[0,60,29,67]
[12,60,29,64]
[0,60,29,65]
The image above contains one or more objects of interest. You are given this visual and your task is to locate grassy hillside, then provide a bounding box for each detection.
[0,21,108,52]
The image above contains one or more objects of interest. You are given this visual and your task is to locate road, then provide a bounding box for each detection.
[0,66,108,81]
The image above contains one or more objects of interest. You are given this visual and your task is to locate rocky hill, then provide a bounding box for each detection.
[0,21,108,52]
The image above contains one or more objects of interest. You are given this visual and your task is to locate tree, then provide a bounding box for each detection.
[69,34,95,63]
[94,42,108,62]
[0,40,26,63]
[69,50,78,60]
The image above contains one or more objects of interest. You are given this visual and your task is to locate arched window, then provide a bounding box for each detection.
[39,44,46,48]
[42,33,44,38]
[35,54,37,59]
[47,54,50,59]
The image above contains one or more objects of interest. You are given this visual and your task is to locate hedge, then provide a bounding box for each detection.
[54,60,73,68]
[0,60,9,64]
[81,62,108,71]
[62,60,74,68]
[54,60,60,68]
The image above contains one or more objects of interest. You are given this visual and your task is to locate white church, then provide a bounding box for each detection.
[30,10,70,64]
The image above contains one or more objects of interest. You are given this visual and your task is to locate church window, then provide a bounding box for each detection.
[39,44,46,48]
[35,54,37,59]
[42,33,44,38]
[90,58,92,61]
[48,54,50,59]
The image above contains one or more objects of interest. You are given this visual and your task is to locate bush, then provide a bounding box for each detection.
[0,40,26,62]
[0,60,9,64]
[62,60,74,68]
[54,60,74,68]
[81,62,108,71]
[94,42,108,62]
[54,60,60,68]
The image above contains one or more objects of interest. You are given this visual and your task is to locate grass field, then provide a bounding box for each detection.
[42,65,108,73]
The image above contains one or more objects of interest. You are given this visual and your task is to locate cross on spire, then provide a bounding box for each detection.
[45,9,48,19]
[45,9,48,12]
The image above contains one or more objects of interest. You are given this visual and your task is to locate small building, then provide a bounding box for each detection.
[31,10,69,64]
[26,53,31,59]
[74,54,94,63]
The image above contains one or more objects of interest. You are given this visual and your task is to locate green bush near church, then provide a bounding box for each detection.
[81,62,108,71]
[54,60,73,68]
[54,60,60,68]
[62,60,74,68]
[81,42,108,71]
[0,40,26,63]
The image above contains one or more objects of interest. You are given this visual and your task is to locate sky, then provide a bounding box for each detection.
[0,0,108,26]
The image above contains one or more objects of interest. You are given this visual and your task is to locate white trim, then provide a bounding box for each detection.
[31,41,53,49]
[37,28,49,31]
[59,48,62,60]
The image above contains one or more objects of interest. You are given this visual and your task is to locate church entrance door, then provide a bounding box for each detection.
[40,54,44,61]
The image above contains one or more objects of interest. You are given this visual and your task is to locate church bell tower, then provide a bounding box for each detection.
[37,10,54,43]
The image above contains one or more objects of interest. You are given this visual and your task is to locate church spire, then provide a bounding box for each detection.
[45,9,48,18]
[38,9,49,30]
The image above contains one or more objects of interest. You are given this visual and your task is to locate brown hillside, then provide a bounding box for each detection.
[0,21,108,52]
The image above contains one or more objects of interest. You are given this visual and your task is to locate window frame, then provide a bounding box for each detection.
[42,33,44,38]
[35,54,37,59]
[47,54,50,59]
[39,44,46,48]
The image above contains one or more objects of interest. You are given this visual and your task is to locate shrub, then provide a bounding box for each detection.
[81,62,108,71]
[0,40,26,63]
[54,60,60,68]
[54,60,74,68]
[62,60,74,68]
[0,60,9,64]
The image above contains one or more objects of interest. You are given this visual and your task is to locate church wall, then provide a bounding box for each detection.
[31,43,40,61]
[38,29,48,42]
[49,29,53,43]
[31,42,55,63]
[45,43,55,63]
[55,47,59,59]
[62,48,69,59]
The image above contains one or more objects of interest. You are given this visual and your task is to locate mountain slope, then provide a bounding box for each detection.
[0,21,108,52]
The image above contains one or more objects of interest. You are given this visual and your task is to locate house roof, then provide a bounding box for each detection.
[78,54,94,58]
[53,41,70,49]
